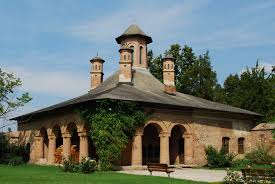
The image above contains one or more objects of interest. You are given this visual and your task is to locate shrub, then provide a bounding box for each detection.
[244,144,274,165]
[223,169,243,184]
[0,137,29,165]
[79,158,97,173]
[61,156,79,173]
[7,156,24,166]
[205,145,235,168]
[60,157,97,174]
[232,158,252,169]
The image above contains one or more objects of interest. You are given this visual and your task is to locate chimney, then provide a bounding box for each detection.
[163,54,176,94]
[90,56,104,90]
[119,44,133,83]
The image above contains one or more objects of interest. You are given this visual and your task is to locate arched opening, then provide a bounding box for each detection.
[40,127,49,159]
[169,125,186,165]
[67,122,80,162]
[142,123,161,164]
[139,46,143,64]
[130,46,134,63]
[52,125,62,163]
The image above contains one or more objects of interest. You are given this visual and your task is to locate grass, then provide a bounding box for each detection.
[0,164,209,184]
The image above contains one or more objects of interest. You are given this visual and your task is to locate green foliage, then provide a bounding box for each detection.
[7,156,24,166]
[148,44,218,101]
[0,68,32,127]
[79,158,97,173]
[79,100,147,171]
[205,145,235,168]
[244,144,274,165]
[231,158,252,169]
[0,137,29,165]
[60,157,96,173]
[222,61,275,123]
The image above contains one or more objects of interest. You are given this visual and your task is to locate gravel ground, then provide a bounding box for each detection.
[118,168,235,182]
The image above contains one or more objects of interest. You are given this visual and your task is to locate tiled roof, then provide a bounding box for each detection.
[11,67,262,121]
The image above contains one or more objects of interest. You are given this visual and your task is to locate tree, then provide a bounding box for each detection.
[0,68,32,128]
[148,44,218,101]
[222,62,275,122]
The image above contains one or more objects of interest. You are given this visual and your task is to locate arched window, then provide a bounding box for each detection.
[130,46,134,63]
[238,138,245,154]
[139,46,143,64]
[128,54,130,60]
[99,65,101,70]
[95,65,97,70]
[124,55,126,60]
[222,137,230,153]
[168,64,170,69]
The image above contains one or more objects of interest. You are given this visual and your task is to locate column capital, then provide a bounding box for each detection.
[78,132,88,137]
[34,136,42,141]
[62,133,71,138]
[159,132,170,138]
[48,135,56,139]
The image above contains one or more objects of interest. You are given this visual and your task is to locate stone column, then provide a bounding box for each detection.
[183,133,193,165]
[47,135,56,164]
[159,132,170,165]
[78,132,89,160]
[62,133,71,160]
[34,136,43,160]
[131,132,143,166]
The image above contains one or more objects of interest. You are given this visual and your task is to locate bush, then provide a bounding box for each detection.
[79,158,97,173]
[7,156,24,166]
[223,169,243,184]
[0,137,29,165]
[60,157,97,174]
[244,145,274,165]
[232,158,252,169]
[205,145,235,168]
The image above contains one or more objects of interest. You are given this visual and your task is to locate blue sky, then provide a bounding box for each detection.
[0,0,275,131]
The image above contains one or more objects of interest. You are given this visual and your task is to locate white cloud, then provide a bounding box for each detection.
[2,66,88,97]
[68,0,210,43]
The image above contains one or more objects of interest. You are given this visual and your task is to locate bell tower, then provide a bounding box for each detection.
[116,24,152,69]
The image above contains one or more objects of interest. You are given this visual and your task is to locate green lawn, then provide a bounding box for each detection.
[0,164,208,184]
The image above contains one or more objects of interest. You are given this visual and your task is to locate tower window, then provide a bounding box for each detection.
[130,46,134,63]
[128,54,130,60]
[124,55,126,60]
[168,64,170,69]
[222,137,230,153]
[95,65,97,70]
[99,65,101,70]
[238,138,245,154]
[139,46,143,64]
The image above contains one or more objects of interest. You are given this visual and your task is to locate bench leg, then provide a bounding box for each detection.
[150,171,152,176]
[167,173,170,178]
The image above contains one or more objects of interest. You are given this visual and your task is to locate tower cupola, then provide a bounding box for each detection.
[163,54,176,94]
[116,24,152,69]
[90,56,104,90]
[119,44,133,83]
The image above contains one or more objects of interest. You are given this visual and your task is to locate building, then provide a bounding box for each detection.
[11,25,270,167]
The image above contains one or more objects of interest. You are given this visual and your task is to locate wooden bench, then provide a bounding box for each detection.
[241,168,275,183]
[147,163,174,177]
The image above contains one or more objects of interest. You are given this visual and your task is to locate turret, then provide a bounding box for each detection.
[90,56,104,89]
